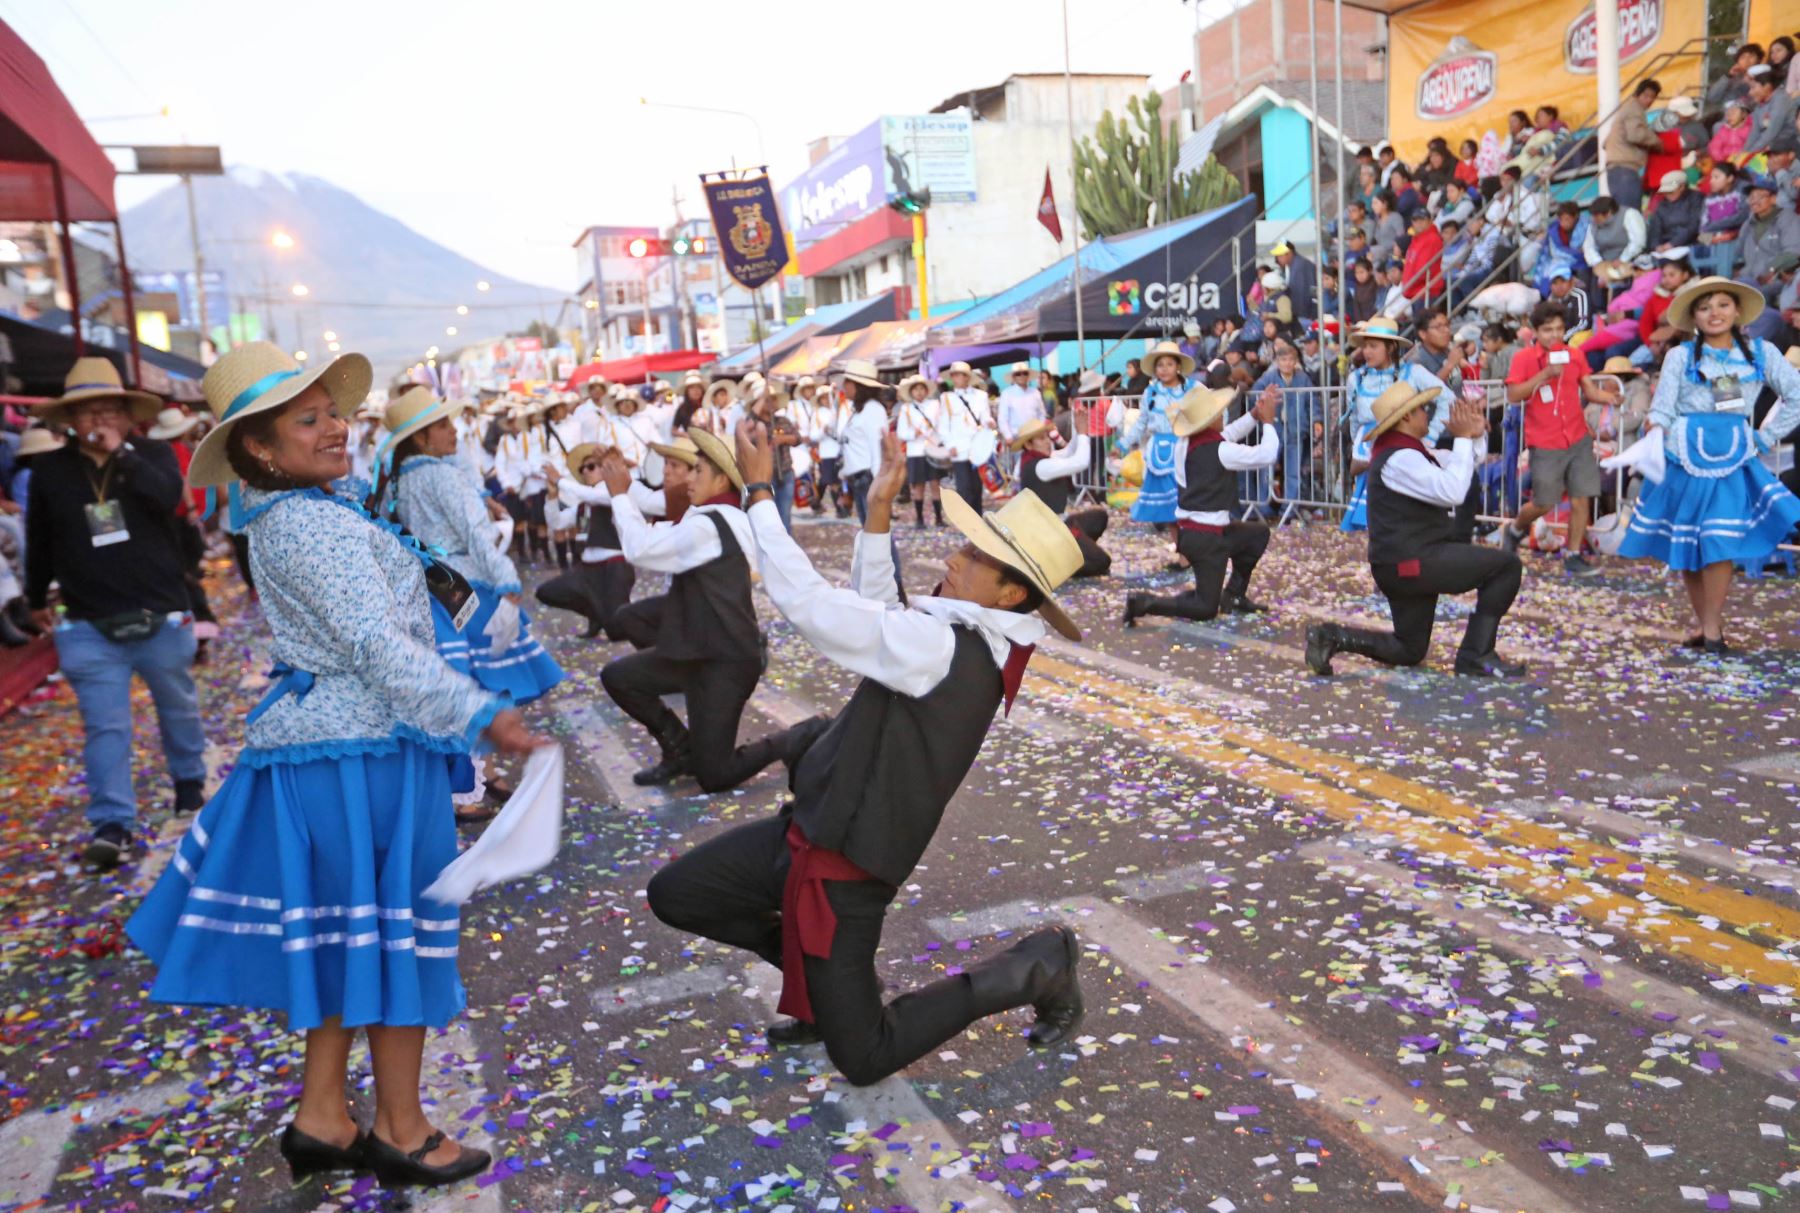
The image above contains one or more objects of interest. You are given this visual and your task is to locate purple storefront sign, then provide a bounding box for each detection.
[780,121,886,247]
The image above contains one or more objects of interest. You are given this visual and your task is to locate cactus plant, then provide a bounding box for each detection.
[1073,91,1243,240]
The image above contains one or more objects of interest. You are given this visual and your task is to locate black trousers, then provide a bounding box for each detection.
[606,594,663,649]
[1340,543,1522,666]
[1067,508,1111,578]
[647,814,978,1087]
[952,461,982,512]
[600,650,777,792]
[1138,523,1269,621]
[535,559,635,630]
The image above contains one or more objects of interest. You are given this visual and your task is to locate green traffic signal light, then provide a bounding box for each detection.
[672,235,691,255]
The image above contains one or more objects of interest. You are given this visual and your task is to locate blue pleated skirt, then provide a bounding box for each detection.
[126,739,466,1030]
[463,579,563,705]
[1340,432,1373,533]
[1619,456,1800,571]
[1131,432,1181,524]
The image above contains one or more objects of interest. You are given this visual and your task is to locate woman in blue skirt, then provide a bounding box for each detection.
[1617,277,1800,652]
[127,343,546,1191]
[1119,341,1195,527]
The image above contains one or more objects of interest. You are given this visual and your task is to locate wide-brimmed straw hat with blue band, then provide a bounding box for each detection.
[376,385,468,467]
[188,341,373,489]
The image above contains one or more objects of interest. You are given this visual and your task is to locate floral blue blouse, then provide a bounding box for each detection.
[239,486,504,764]
[1649,339,1800,450]
[392,456,521,592]
[1120,377,1194,451]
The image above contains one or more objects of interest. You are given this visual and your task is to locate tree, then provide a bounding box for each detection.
[1073,91,1243,240]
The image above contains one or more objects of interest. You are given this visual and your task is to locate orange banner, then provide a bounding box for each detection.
[1386,0,1708,160]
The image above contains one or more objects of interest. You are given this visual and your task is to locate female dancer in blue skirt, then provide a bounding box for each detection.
[1118,341,1195,531]
[127,343,546,1191]
[1617,277,1800,652]
[1339,317,1448,532]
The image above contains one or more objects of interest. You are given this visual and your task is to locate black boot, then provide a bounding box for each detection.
[173,778,205,814]
[581,611,605,639]
[914,500,926,530]
[6,597,43,637]
[1223,590,1266,614]
[556,540,571,571]
[0,609,28,648]
[766,1018,823,1047]
[1122,594,1150,629]
[934,500,946,528]
[1454,614,1526,678]
[1304,623,1341,676]
[965,925,1084,1047]
[633,720,691,786]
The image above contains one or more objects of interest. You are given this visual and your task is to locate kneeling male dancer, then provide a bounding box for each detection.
[647,424,1088,1086]
[1305,384,1525,677]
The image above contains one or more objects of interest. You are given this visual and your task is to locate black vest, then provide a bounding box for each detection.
[656,510,761,662]
[1177,436,1238,514]
[1366,442,1457,565]
[787,627,1004,886]
[1017,452,1070,514]
[583,501,620,551]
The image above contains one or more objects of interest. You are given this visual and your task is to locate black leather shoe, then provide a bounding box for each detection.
[173,778,205,814]
[1122,594,1149,629]
[1454,652,1528,678]
[766,1018,823,1047]
[278,1123,368,1181]
[84,823,131,870]
[633,749,690,786]
[1024,926,1085,1048]
[1303,624,1339,677]
[1225,592,1266,615]
[1702,637,1732,656]
[364,1131,491,1189]
[1679,633,1706,650]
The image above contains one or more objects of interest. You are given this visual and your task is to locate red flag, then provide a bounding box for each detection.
[1036,168,1063,243]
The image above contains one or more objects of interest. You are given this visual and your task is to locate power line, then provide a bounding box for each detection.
[58,0,160,112]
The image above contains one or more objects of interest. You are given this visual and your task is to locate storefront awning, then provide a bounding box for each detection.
[712,292,906,373]
[563,349,712,389]
[0,20,118,221]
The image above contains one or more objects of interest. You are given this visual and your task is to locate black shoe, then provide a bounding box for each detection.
[0,610,27,648]
[1679,633,1706,650]
[483,777,515,805]
[1563,554,1601,577]
[1023,926,1084,1047]
[173,778,205,814]
[1224,592,1266,615]
[1498,525,1524,554]
[1304,623,1339,676]
[582,615,605,639]
[967,925,1086,1048]
[766,1018,823,1047]
[5,597,42,637]
[1454,652,1529,677]
[278,1123,369,1182]
[633,748,691,786]
[363,1131,491,1190]
[1122,594,1149,629]
[1453,614,1524,677]
[1702,637,1732,655]
[84,823,132,870]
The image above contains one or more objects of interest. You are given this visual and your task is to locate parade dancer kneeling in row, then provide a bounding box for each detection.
[1306,383,1526,678]
[1124,383,1280,625]
[538,441,666,639]
[597,428,822,790]
[648,425,1087,1086]
[1013,418,1111,577]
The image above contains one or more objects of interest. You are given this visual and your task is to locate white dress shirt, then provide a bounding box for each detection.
[896,397,943,456]
[571,400,604,447]
[808,397,845,459]
[840,400,888,478]
[746,499,1045,697]
[997,385,1048,441]
[549,479,668,562]
[1029,431,1090,485]
[1173,414,1281,526]
[1378,437,1478,506]
[939,389,991,460]
[612,497,754,575]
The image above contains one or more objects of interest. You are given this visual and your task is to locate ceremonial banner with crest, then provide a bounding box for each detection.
[701,171,788,291]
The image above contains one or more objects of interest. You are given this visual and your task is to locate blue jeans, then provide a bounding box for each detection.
[772,469,795,532]
[1605,166,1644,211]
[55,616,206,830]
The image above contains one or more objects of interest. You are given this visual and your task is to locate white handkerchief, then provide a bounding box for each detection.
[424,744,565,905]
[1599,428,1665,484]
[484,597,522,655]
[491,514,515,554]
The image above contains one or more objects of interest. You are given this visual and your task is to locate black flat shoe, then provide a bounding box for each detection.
[1702,638,1731,655]
[765,1018,823,1047]
[1454,652,1529,678]
[1679,633,1705,649]
[1026,926,1085,1048]
[1122,594,1149,629]
[1225,593,1266,615]
[632,751,690,786]
[364,1131,491,1189]
[278,1123,368,1181]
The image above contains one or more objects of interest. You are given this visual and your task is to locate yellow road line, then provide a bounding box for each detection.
[1022,658,1800,986]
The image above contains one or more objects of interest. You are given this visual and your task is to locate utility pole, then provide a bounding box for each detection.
[1061,0,1087,367]
[672,183,696,349]
[182,174,207,348]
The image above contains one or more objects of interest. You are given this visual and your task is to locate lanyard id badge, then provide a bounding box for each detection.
[85,500,131,547]
[1710,374,1746,411]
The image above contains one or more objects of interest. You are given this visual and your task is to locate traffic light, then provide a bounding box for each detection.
[670,234,710,256]
[626,237,672,258]
[889,188,931,215]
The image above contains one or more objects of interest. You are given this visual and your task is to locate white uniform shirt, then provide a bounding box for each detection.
[571,400,605,447]
[496,429,549,495]
[840,400,889,478]
[1028,431,1090,487]
[1378,437,1478,506]
[939,389,992,461]
[1172,413,1281,526]
[895,396,943,457]
[611,498,755,574]
[997,384,1048,442]
[746,500,1044,697]
[548,478,668,562]
[810,397,845,459]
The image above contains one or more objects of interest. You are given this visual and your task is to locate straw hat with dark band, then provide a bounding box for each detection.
[687,427,745,493]
[1368,381,1443,438]
[651,436,701,467]
[839,359,885,389]
[1664,275,1764,332]
[188,342,373,489]
[1170,384,1237,438]
[36,357,162,425]
[941,489,1084,641]
[564,442,615,478]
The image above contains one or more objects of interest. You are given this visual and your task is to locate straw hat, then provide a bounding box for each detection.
[188,342,373,489]
[37,356,161,425]
[1008,361,1032,377]
[1170,384,1237,437]
[706,378,739,403]
[939,489,1083,641]
[1368,381,1443,438]
[1143,340,1196,377]
[146,407,201,441]
[839,358,884,389]
[650,435,701,467]
[15,427,64,458]
[1665,275,1763,332]
[795,375,817,390]
[947,361,974,377]
[1599,356,1641,377]
[680,371,706,388]
[1009,418,1057,451]
[1349,316,1413,350]
[899,372,931,394]
[381,385,467,456]
[686,427,744,492]
[563,441,616,478]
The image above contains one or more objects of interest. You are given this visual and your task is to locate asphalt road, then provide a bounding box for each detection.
[2,511,1799,1213]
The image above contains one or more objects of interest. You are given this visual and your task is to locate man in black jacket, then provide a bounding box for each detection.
[1646,171,1703,251]
[646,424,1087,1087]
[26,359,207,869]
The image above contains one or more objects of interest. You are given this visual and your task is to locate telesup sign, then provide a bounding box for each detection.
[1415,37,1498,120]
[1564,0,1663,72]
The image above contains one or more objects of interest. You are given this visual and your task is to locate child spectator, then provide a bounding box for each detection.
[1710,98,1752,161]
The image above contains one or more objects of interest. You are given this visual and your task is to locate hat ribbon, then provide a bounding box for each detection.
[375,399,452,469]
[65,381,129,393]
[225,367,306,421]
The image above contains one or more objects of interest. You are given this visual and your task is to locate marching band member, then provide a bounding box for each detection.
[1305,383,1526,678]
[1012,418,1110,576]
[940,360,993,511]
[596,429,821,789]
[495,401,551,565]
[647,423,1087,1088]
[896,373,948,529]
[837,359,890,524]
[812,377,851,518]
[997,362,1047,453]
[1124,383,1280,625]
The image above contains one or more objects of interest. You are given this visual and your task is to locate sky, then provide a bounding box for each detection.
[3,0,1238,291]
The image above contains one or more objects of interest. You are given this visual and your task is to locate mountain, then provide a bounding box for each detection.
[120,167,566,378]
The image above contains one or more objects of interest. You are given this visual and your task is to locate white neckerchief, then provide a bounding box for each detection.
[912,595,1047,669]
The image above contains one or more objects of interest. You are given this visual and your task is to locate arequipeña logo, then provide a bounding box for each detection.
[1415,36,1497,120]
[1565,0,1662,72]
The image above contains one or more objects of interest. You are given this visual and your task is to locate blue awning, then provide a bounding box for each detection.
[712,292,904,372]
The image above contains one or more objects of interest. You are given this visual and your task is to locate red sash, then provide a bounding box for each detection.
[1176,520,1225,534]
[1185,429,1224,453]
[778,823,878,1023]
[697,491,741,507]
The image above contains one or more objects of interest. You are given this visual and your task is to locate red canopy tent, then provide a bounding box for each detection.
[563,349,711,389]
[0,18,141,383]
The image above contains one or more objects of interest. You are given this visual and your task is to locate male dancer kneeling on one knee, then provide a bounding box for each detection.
[597,429,822,789]
[646,424,1087,1087]
[1305,383,1525,678]
[1124,382,1280,625]
[1013,418,1111,577]
[538,442,664,638]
